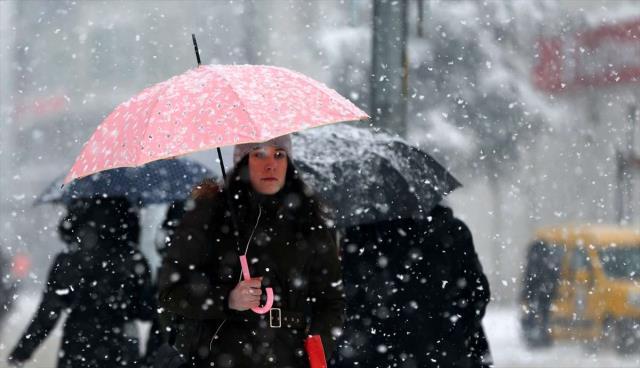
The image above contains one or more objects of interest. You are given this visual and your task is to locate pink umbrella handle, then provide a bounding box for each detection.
[239,255,274,314]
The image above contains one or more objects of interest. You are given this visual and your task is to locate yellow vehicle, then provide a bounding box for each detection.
[520,224,640,353]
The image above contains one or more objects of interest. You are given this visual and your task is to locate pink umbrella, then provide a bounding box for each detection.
[64,64,368,184]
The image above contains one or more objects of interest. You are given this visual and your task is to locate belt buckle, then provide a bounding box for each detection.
[269,308,281,328]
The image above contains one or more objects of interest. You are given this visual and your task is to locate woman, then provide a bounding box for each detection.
[158,135,345,368]
[8,197,155,368]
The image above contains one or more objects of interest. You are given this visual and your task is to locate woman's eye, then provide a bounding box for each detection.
[253,150,267,159]
[275,151,287,159]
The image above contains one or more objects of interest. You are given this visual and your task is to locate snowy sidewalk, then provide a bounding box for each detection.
[484,304,640,368]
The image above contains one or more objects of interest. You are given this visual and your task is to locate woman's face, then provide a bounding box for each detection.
[248,145,288,195]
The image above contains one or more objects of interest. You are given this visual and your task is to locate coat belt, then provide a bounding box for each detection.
[229,309,305,329]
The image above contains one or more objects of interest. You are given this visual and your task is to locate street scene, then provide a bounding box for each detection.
[1,1,639,367]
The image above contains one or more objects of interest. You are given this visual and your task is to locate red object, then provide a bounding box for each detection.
[532,37,564,92]
[304,335,327,368]
[12,253,31,278]
[14,94,67,119]
[533,18,640,92]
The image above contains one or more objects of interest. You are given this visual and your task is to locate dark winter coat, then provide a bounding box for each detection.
[519,241,563,346]
[9,199,155,368]
[334,205,491,368]
[157,182,345,367]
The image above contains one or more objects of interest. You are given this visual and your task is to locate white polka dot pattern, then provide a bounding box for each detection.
[64,65,368,184]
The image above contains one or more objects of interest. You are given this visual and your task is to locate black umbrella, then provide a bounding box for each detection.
[292,124,461,228]
[36,158,213,207]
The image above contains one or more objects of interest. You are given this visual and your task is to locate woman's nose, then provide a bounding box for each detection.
[264,159,276,171]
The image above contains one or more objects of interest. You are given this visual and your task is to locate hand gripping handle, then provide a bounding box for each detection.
[239,255,274,314]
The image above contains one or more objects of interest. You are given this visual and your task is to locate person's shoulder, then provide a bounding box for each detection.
[191,178,221,201]
[183,178,225,219]
[427,205,471,237]
[429,204,453,221]
[444,216,474,248]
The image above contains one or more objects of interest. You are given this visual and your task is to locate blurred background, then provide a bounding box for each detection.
[1,0,639,367]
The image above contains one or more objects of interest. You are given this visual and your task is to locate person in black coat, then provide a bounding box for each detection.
[334,205,492,368]
[519,241,562,347]
[8,197,155,368]
[157,136,345,367]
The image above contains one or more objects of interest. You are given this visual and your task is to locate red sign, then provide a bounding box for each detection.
[533,18,640,92]
[14,93,68,120]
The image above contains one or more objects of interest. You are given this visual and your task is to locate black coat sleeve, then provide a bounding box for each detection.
[158,197,234,320]
[307,228,346,359]
[441,219,491,343]
[9,253,72,363]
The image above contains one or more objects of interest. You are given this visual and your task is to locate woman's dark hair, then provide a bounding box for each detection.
[223,155,330,231]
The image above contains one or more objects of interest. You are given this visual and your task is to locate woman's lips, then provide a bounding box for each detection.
[261,177,278,181]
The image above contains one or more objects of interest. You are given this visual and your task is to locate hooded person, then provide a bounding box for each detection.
[334,205,492,368]
[158,135,345,368]
[8,197,155,368]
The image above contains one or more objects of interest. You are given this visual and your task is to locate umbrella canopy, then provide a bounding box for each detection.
[64,64,368,184]
[292,124,461,228]
[38,158,213,207]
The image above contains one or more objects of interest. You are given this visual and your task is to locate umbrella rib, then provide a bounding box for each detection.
[210,66,263,143]
[135,82,173,166]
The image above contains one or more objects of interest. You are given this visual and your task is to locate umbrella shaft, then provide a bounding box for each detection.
[216,147,227,181]
[192,34,201,66]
